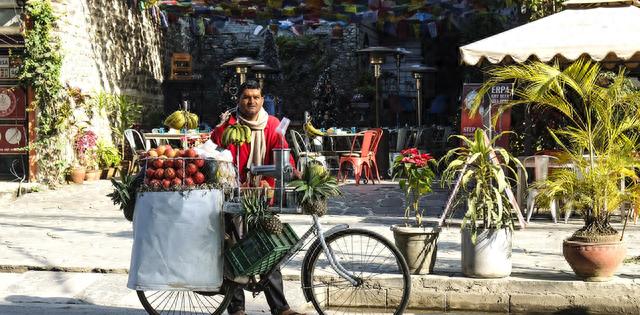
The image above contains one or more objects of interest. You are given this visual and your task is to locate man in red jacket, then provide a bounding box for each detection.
[211,80,304,315]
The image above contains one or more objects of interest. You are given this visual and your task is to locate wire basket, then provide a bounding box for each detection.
[225,223,299,277]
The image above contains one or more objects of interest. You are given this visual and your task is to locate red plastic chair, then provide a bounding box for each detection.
[338,130,376,185]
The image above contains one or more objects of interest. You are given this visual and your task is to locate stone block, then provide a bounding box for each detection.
[404,289,445,311]
[510,293,571,313]
[446,292,509,312]
[572,295,640,315]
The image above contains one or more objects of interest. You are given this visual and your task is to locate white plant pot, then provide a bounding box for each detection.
[461,227,512,278]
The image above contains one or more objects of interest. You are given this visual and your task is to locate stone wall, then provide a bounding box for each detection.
[52,0,165,109]
[43,0,165,174]
[163,19,363,125]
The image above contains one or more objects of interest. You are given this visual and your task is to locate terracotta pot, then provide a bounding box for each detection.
[563,236,626,282]
[101,167,117,179]
[85,169,101,181]
[391,225,440,275]
[69,168,86,184]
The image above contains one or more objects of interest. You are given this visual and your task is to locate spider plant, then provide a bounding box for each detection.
[471,59,640,240]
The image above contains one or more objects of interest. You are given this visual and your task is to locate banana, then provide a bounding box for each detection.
[185,113,198,129]
[222,128,232,146]
[242,125,251,143]
[164,111,189,130]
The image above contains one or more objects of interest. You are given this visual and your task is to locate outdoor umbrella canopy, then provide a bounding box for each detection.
[459,0,640,67]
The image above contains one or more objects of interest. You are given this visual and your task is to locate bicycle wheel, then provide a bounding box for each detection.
[137,280,237,315]
[303,228,411,315]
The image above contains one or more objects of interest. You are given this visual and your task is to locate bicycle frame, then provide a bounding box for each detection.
[251,214,359,290]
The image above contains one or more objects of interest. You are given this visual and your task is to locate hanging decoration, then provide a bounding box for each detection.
[136,0,487,40]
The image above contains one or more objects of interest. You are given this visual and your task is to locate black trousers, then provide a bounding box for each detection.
[227,269,290,315]
[225,214,290,315]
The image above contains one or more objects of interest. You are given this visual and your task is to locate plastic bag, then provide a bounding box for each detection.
[127,189,224,291]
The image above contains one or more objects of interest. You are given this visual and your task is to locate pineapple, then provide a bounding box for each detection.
[289,162,341,217]
[260,215,283,234]
[302,198,328,216]
[241,189,282,234]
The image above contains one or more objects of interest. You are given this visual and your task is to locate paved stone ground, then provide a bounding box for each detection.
[1,180,640,314]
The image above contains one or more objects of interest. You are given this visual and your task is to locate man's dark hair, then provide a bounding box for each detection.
[239,80,262,96]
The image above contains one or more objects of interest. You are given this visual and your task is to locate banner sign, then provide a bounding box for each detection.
[0,86,26,120]
[0,125,26,154]
[460,83,513,148]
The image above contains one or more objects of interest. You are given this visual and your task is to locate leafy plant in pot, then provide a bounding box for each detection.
[96,139,122,179]
[390,148,439,275]
[473,59,640,281]
[441,129,524,278]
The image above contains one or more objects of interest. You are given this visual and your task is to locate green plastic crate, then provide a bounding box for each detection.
[225,223,299,277]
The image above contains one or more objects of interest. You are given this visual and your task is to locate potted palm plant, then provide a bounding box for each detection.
[390,148,439,275]
[440,129,524,278]
[471,59,640,281]
[289,163,341,216]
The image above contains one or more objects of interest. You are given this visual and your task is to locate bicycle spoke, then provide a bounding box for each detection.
[307,230,410,315]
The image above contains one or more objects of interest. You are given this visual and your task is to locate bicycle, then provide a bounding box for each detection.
[136,210,411,315]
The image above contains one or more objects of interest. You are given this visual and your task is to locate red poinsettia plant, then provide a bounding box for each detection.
[391,148,436,226]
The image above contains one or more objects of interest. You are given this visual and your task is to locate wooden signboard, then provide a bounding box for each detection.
[0,87,26,120]
[0,125,26,154]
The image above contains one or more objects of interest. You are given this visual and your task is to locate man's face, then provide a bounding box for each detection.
[238,88,263,119]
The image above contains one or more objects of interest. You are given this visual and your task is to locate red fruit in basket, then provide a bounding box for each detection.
[165,168,176,179]
[193,172,205,184]
[174,158,185,169]
[177,149,186,157]
[156,145,167,156]
[162,179,171,189]
[171,178,182,187]
[165,148,176,158]
[150,179,161,189]
[152,158,163,169]
[186,163,198,175]
[145,168,155,179]
[184,177,195,187]
[176,168,185,179]
[194,158,205,168]
[154,168,165,179]
[185,148,197,158]
[164,159,174,168]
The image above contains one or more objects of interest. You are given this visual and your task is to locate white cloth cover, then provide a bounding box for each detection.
[460,5,640,67]
[127,189,224,291]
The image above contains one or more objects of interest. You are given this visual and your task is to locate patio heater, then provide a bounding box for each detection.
[251,64,279,90]
[221,57,261,85]
[356,46,396,127]
[393,48,410,127]
[403,64,436,127]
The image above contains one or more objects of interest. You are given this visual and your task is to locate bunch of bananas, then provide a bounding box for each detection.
[164,111,199,130]
[221,124,252,147]
[303,121,326,137]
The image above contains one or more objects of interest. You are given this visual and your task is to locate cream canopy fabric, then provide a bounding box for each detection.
[459,4,640,67]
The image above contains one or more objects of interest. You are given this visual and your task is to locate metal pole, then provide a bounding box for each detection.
[239,73,247,85]
[375,76,380,127]
[415,76,422,127]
